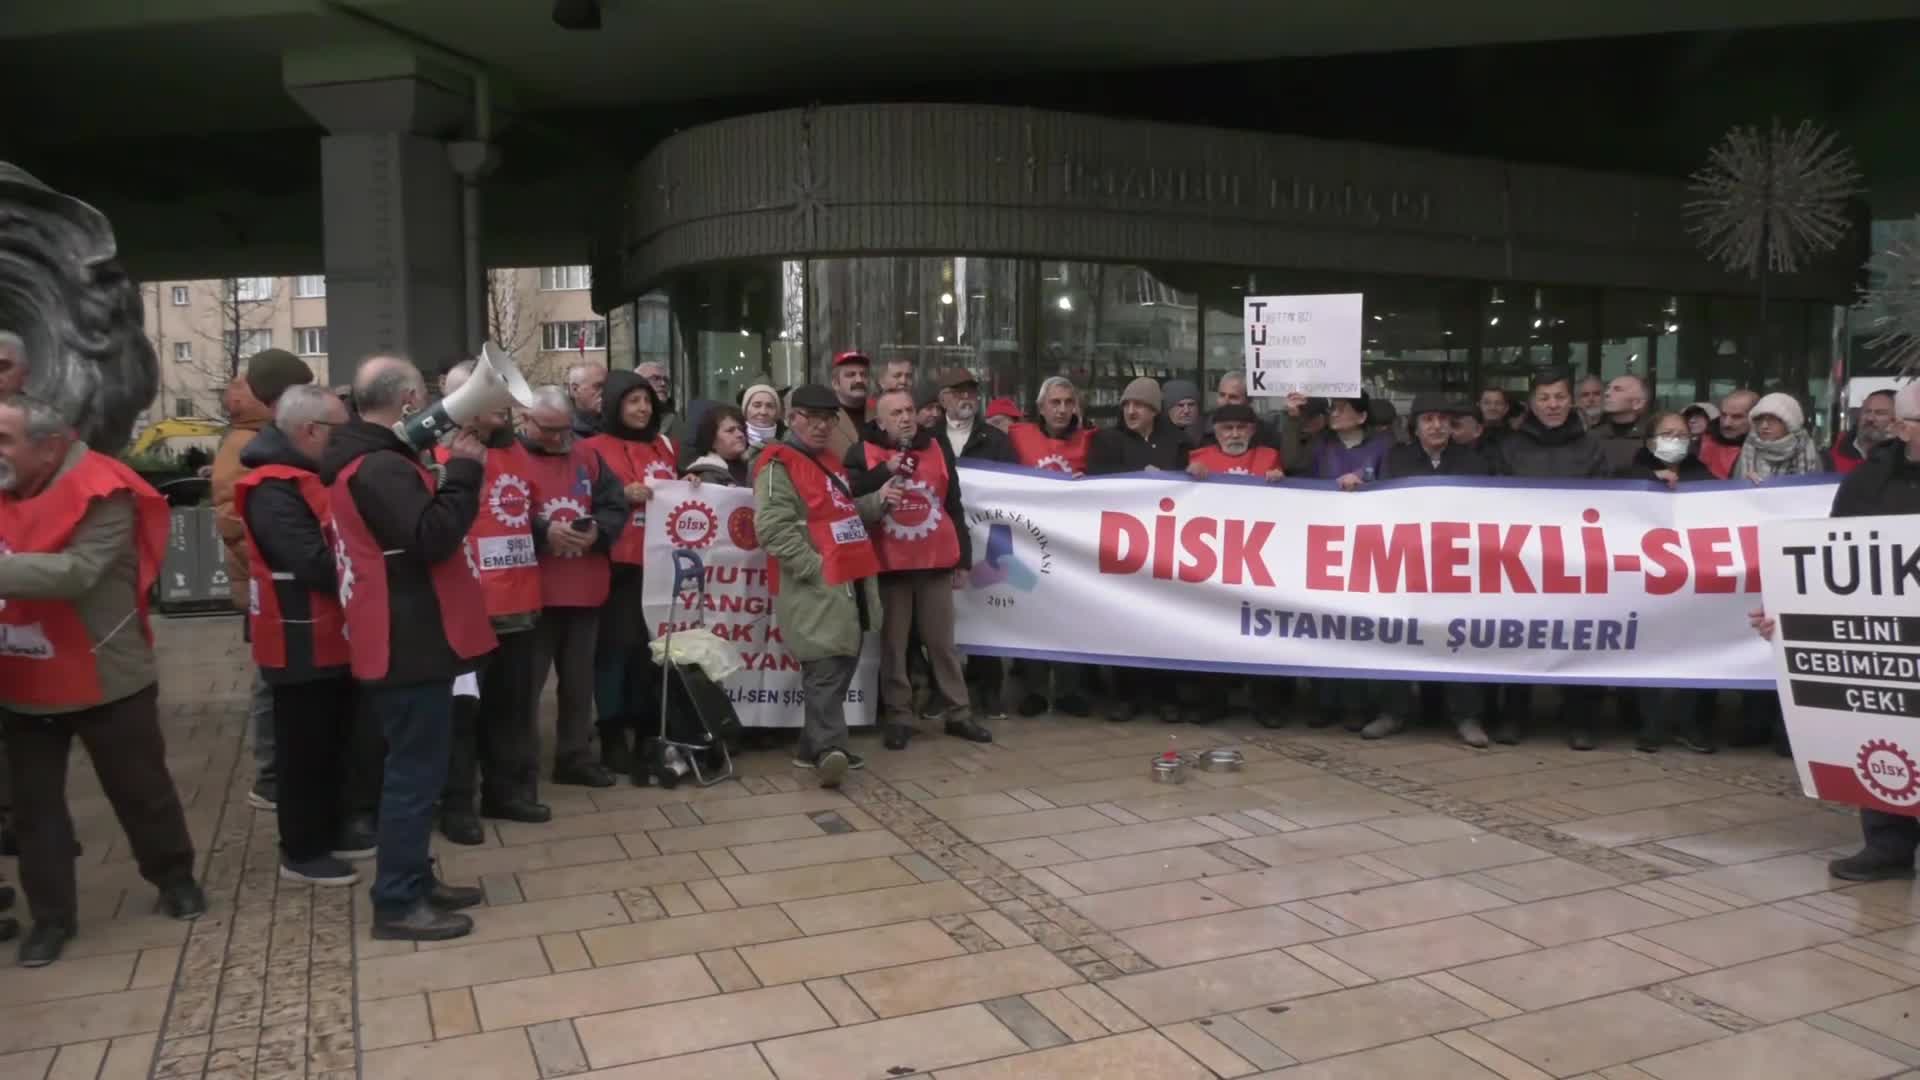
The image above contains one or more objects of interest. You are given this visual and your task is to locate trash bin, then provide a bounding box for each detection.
[156,506,233,615]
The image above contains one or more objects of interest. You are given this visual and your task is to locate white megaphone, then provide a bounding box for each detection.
[396,341,534,450]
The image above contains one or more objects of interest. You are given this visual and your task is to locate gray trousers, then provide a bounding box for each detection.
[879,570,969,725]
[249,668,275,783]
[798,655,859,761]
[532,607,601,771]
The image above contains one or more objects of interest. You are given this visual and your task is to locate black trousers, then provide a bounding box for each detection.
[2,684,195,925]
[272,676,354,862]
[344,693,385,821]
[1501,685,1599,734]
[1862,809,1920,861]
[965,655,1004,713]
[446,630,541,810]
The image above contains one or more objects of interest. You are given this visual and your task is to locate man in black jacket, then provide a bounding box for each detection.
[237,386,360,886]
[846,389,993,750]
[324,356,488,941]
[1753,383,1920,882]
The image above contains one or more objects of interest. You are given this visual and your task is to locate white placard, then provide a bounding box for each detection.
[1759,514,1920,817]
[1244,293,1364,398]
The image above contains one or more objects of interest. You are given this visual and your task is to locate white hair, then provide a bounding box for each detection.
[531,385,572,413]
[274,384,339,430]
[1036,375,1078,407]
[1,394,72,442]
[566,363,600,387]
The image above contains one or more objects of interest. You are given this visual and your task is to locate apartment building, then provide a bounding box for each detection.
[138,266,614,430]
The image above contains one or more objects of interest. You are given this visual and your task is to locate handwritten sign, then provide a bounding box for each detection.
[1244,293,1363,398]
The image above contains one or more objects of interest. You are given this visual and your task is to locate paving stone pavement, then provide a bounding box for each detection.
[2,616,1918,1079]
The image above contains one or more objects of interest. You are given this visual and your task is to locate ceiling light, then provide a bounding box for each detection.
[1666,322,1680,334]
[1489,316,1500,327]
[739,328,750,337]
[1056,296,1074,312]
[1533,318,1543,329]
[940,292,954,305]
[935,335,946,343]
[551,0,602,30]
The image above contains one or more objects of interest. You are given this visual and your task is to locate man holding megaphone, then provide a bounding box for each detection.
[323,355,496,941]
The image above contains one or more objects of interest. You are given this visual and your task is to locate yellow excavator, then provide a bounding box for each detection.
[127,417,228,457]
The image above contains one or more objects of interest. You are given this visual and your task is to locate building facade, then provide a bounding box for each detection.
[599,104,1869,432]
[138,266,611,436]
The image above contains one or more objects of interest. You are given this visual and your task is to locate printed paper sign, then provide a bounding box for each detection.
[1760,514,1920,818]
[643,481,878,729]
[1244,293,1364,397]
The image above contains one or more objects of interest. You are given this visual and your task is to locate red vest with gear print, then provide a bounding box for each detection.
[520,443,613,608]
[235,465,350,672]
[1008,422,1091,475]
[1189,445,1283,477]
[861,441,962,572]
[435,443,540,617]
[752,443,882,595]
[583,433,677,566]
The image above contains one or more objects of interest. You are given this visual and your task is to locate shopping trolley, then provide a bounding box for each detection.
[634,550,741,788]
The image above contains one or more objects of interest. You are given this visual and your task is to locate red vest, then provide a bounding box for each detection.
[1699,434,1742,480]
[520,443,612,608]
[583,433,677,565]
[234,465,349,673]
[1830,439,1865,476]
[1190,445,1283,477]
[329,455,496,682]
[1008,422,1092,475]
[435,443,541,617]
[0,452,168,708]
[753,443,882,595]
[861,441,962,572]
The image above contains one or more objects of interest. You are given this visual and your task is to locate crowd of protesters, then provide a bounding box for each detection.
[3,343,1913,965]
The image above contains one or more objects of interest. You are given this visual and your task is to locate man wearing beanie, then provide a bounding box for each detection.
[212,347,315,813]
[1163,379,1203,446]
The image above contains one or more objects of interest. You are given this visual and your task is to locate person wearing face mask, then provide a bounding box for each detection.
[1829,389,1896,475]
[1697,389,1757,479]
[1736,393,1824,483]
[582,374,676,777]
[740,384,785,454]
[1623,412,1716,755]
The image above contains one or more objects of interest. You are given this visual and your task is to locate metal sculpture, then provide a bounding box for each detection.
[0,163,158,454]
[1686,119,1861,279]
[1861,216,1920,375]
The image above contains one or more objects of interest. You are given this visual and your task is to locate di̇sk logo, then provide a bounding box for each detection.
[489,472,532,529]
[826,476,859,516]
[882,479,942,541]
[666,500,717,549]
[1857,739,1920,806]
[1032,454,1072,474]
[541,496,590,558]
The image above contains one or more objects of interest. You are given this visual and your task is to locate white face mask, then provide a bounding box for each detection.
[1650,436,1689,464]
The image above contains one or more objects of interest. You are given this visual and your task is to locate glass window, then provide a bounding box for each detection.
[172,342,192,363]
[174,397,194,418]
[296,327,327,356]
[232,277,274,303]
[671,261,797,405]
[1600,291,1689,411]
[1039,262,1196,424]
[541,320,607,352]
[295,275,327,298]
[223,328,272,357]
[809,257,1028,402]
[540,266,592,291]
[633,291,673,372]
[1481,285,1598,391]
[170,286,189,306]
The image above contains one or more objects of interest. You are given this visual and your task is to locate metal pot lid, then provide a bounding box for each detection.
[1193,748,1245,771]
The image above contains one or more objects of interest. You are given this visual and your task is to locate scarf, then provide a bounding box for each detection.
[746,422,777,448]
[1737,429,1822,482]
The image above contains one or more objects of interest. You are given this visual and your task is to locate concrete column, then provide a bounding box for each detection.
[285,48,480,385]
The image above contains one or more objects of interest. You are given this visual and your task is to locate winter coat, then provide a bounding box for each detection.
[238,424,345,685]
[322,419,486,687]
[942,419,1017,465]
[1623,447,1715,484]
[826,403,867,463]
[1832,441,1920,519]
[1593,414,1654,477]
[1697,419,1744,480]
[1491,414,1610,480]
[1381,440,1492,479]
[684,453,748,487]
[1307,431,1393,482]
[211,377,272,608]
[752,435,888,662]
[570,405,602,439]
[1087,418,1189,475]
[843,423,974,570]
[0,442,154,715]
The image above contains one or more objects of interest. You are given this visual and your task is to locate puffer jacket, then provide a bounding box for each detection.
[210,377,272,608]
[1593,414,1654,477]
[1492,413,1610,479]
[752,435,888,662]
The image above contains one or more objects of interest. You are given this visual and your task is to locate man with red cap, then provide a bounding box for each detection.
[984,397,1020,434]
[0,395,203,967]
[825,351,871,462]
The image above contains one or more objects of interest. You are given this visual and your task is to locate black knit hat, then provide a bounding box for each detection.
[244,348,313,406]
[788,383,839,413]
[1210,403,1259,425]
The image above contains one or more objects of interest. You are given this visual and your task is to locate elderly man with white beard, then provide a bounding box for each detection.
[933,369,1017,717]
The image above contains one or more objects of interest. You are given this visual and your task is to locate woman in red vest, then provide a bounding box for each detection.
[582,372,676,777]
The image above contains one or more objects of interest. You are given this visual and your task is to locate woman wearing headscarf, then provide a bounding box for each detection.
[581,373,677,776]
[1736,393,1824,483]
[740,384,784,455]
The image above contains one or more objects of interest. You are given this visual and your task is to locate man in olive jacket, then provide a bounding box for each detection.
[753,384,899,788]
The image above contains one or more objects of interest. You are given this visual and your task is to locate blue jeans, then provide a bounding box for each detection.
[366,681,453,912]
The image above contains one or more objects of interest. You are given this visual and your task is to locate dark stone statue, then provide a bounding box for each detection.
[0,163,158,454]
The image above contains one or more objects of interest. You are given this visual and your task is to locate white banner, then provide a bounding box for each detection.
[955,463,1839,688]
[1761,514,1920,817]
[1244,293,1363,398]
[642,480,879,729]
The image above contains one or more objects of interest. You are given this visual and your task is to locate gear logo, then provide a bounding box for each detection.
[1856,739,1920,806]
[1224,466,1252,476]
[489,472,532,529]
[645,461,678,483]
[334,536,356,605]
[666,500,718,549]
[728,506,759,551]
[1033,454,1071,474]
[882,478,942,541]
[540,496,591,559]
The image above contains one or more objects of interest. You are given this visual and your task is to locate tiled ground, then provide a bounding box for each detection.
[3,617,1919,1080]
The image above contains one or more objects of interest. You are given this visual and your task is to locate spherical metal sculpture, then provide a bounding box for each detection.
[1685,120,1861,279]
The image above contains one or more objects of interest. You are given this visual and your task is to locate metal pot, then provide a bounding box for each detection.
[1193,748,1245,773]
[1150,753,1187,784]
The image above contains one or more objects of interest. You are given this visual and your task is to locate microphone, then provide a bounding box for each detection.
[894,436,918,478]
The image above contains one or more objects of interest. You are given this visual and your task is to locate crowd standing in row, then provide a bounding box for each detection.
[3,347,1914,966]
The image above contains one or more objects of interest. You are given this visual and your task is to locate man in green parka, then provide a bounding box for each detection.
[753,384,902,787]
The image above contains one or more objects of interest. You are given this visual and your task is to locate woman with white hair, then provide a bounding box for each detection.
[1735,393,1824,482]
